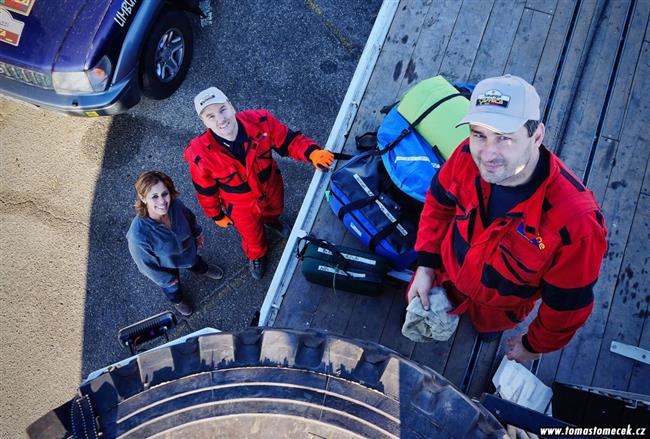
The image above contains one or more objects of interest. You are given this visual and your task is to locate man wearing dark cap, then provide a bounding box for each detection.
[407,74,608,362]
[185,87,334,280]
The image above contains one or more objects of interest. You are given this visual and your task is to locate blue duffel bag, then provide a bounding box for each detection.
[327,150,420,270]
[376,106,444,202]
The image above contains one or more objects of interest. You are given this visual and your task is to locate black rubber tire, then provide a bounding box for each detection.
[140,9,193,100]
[28,328,507,438]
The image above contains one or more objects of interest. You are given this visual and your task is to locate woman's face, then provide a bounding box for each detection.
[141,181,170,218]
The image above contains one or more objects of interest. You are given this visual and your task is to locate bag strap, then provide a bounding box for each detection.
[334,92,464,164]
[297,235,348,268]
[333,152,355,160]
[369,219,400,252]
[377,92,463,156]
[337,195,378,221]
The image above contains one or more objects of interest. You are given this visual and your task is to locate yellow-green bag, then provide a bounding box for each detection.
[397,76,470,159]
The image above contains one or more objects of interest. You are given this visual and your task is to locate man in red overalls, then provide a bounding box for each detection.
[407,75,607,362]
[185,87,334,279]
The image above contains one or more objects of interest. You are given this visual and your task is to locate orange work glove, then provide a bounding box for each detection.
[310,149,335,170]
[214,215,233,228]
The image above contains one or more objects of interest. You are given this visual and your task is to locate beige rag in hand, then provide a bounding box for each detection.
[402,287,459,342]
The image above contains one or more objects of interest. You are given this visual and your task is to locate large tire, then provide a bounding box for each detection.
[28,328,506,438]
[140,9,193,100]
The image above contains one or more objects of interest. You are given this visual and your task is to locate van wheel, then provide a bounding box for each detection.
[140,9,193,100]
[27,328,507,438]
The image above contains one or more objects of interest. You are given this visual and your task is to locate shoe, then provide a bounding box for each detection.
[249,255,267,280]
[174,299,193,316]
[479,331,503,342]
[203,263,224,280]
[265,220,291,238]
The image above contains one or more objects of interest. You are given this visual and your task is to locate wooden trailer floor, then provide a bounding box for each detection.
[271,0,649,400]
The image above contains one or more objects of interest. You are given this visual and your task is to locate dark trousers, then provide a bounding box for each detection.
[161,256,208,303]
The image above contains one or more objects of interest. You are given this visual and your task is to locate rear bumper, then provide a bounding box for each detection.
[0,70,141,116]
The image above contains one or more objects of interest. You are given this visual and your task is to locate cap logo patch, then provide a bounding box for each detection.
[200,94,216,106]
[476,89,510,108]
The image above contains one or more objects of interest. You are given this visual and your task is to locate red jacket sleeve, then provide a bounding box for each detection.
[524,224,608,353]
[183,146,224,220]
[414,143,465,268]
[262,109,321,162]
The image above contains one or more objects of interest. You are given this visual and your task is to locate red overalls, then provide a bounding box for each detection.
[184,109,319,260]
[415,141,608,353]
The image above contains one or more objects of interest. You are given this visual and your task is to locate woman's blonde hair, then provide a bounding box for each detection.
[134,171,180,217]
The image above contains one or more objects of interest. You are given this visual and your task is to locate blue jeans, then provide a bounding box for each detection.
[161,256,208,303]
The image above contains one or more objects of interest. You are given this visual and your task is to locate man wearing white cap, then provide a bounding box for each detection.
[185,87,334,280]
[407,75,608,362]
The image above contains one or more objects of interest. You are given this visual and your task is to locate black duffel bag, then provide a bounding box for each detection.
[297,235,389,296]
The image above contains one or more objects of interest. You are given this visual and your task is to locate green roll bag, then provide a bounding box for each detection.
[397,75,470,159]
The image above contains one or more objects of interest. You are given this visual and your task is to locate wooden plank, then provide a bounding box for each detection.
[504,8,554,84]
[558,0,634,180]
[555,40,650,386]
[535,349,562,386]
[438,0,496,82]
[599,0,650,141]
[612,156,649,395]
[410,333,455,375]
[628,288,650,395]
[627,162,650,395]
[401,0,463,82]
[591,191,650,391]
[441,315,479,388]
[309,289,356,334]
[585,137,617,206]
[378,284,415,357]
[273,274,324,329]
[543,0,603,151]
[534,0,577,117]
[467,338,501,397]
[343,284,397,342]
[351,0,434,137]
[526,0,557,15]
[586,0,650,201]
[469,0,527,82]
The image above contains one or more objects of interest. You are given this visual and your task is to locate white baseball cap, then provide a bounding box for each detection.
[457,74,540,133]
[194,87,228,115]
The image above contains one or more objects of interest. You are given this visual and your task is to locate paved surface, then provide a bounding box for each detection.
[0,1,381,436]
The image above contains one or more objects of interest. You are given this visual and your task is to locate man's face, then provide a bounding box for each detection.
[200,101,238,140]
[468,123,543,186]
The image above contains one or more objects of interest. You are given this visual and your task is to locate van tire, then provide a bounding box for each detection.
[28,328,506,438]
[140,9,193,100]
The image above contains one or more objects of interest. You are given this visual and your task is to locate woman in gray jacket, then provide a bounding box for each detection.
[127,171,223,316]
